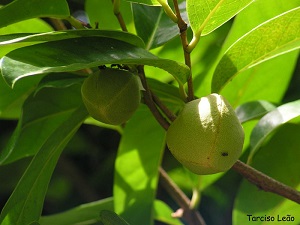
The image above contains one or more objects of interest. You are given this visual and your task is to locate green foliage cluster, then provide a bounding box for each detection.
[0,0,299,225]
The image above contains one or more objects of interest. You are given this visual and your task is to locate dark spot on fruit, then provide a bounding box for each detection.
[221,152,228,156]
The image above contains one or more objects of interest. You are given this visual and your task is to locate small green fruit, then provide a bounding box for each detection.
[166,94,244,175]
[81,68,141,125]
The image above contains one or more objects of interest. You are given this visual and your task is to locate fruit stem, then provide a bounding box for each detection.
[111,0,128,32]
[172,0,194,101]
[190,188,201,210]
[151,90,177,122]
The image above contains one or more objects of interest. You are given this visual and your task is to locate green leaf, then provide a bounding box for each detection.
[0,29,145,48]
[34,73,85,93]
[100,210,130,225]
[248,100,300,163]
[220,51,299,107]
[0,0,70,28]
[212,6,300,93]
[186,0,254,37]
[235,100,276,123]
[0,75,41,119]
[147,77,184,110]
[1,37,190,87]
[0,84,83,165]
[153,200,183,225]
[219,0,300,106]
[40,197,114,225]
[222,0,300,50]
[233,123,300,225]
[0,104,88,225]
[132,3,187,49]
[113,104,166,225]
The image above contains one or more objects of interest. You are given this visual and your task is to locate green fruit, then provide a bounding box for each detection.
[166,94,244,175]
[81,68,141,125]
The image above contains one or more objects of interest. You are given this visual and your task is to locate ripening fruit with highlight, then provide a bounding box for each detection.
[81,68,141,125]
[166,94,244,175]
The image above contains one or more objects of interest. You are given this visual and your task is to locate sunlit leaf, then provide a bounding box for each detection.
[114,105,165,225]
[187,0,254,37]
[0,0,70,28]
[219,0,300,106]
[212,7,300,93]
[248,100,300,163]
[0,37,190,87]
[0,105,88,225]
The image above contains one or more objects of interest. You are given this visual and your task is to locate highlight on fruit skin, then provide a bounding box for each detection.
[166,94,244,175]
[81,68,141,125]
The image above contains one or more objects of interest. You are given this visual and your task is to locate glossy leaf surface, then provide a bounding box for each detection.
[0,30,145,48]
[1,37,190,87]
[235,100,276,123]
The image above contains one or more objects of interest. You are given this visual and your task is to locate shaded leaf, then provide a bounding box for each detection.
[0,75,41,119]
[35,73,85,93]
[1,37,190,87]
[187,0,254,37]
[235,100,276,123]
[40,198,114,225]
[233,123,300,225]
[132,2,187,49]
[114,104,165,225]
[100,210,130,225]
[0,29,145,48]
[0,105,88,225]
[212,7,300,93]
[0,0,70,28]
[0,85,83,165]
[85,0,134,31]
[248,100,300,163]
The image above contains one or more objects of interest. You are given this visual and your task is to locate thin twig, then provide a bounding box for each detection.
[172,0,194,101]
[159,168,207,225]
[137,66,170,130]
[150,90,177,122]
[232,160,300,204]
